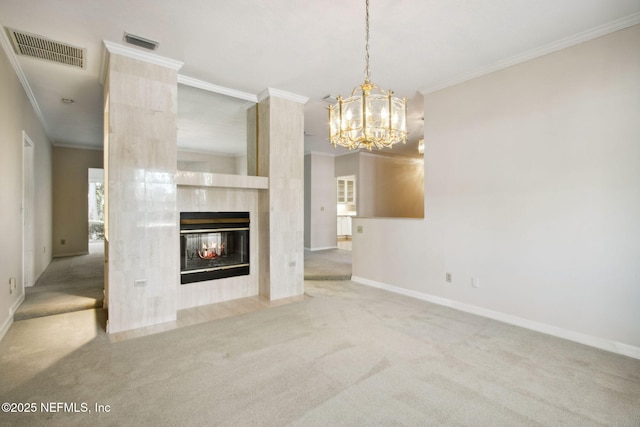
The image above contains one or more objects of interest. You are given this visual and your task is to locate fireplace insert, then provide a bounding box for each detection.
[180,212,249,284]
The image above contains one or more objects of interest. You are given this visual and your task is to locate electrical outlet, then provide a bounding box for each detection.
[357,225,363,233]
[134,279,147,287]
[471,277,480,288]
[9,278,16,294]
[445,273,452,283]
[61,239,66,245]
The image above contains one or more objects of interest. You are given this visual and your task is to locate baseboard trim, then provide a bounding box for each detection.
[0,313,12,343]
[352,276,640,360]
[10,292,25,316]
[0,292,25,342]
[53,251,89,258]
[305,246,339,251]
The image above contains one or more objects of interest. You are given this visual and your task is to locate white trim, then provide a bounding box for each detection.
[11,292,25,317]
[53,251,89,258]
[102,40,184,71]
[352,276,640,360]
[305,246,339,251]
[334,151,359,158]
[0,292,25,342]
[177,75,258,103]
[0,313,12,343]
[305,151,336,158]
[257,88,309,104]
[421,13,640,95]
[54,142,103,151]
[359,150,424,164]
[99,44,109,85]
[0,25,52,141]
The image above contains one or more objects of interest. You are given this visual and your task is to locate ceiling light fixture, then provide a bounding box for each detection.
[328,0,407,151]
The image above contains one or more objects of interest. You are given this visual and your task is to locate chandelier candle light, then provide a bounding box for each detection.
[328,0,407,151]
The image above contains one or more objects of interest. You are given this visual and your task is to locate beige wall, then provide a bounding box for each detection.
[52,147,103,257]
[334,151,424,218]
[358,153,424,218]
[353,25,640,356]
[0,42,53,340]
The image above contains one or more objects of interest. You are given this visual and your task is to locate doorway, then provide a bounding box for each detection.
[22,132,35,288]
[88,168,104,254]
[336,175,356,251]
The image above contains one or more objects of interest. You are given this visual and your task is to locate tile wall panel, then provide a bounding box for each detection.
[105,54,179,333]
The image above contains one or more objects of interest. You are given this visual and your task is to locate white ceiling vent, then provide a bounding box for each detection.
[7,28,86,69]
[123,32,159,51]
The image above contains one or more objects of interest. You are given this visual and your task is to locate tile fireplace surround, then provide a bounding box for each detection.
[103,45,306,334]
[176,172,267,310]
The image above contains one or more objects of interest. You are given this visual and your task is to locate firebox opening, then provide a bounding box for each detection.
[180,212,249,284]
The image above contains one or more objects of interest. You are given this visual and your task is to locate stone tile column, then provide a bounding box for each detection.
[257,90,307,300]
[103,43,182,333]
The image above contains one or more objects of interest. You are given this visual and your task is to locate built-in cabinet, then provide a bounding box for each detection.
[337,175,356,237]
[337,177,355,204]
[337,216,352,237]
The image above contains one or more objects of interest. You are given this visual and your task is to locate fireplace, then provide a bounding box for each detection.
[180,212,250,284]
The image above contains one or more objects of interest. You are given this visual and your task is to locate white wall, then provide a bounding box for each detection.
[353,25,640,357]
[0,42,53,341]
[304,155,312,247]
[304,152,337,250]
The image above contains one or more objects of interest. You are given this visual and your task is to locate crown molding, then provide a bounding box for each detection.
[177,75,257,103]
[52,142,103,151]
[304,151,336,158]
[334,150,359,158]
[0,24,52,141]
[101,40,183,80]
[421,13,640,95]
[257,88,309,104]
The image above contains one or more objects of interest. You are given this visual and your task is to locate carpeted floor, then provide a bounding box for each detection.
[1,280,639,426]
[13,248,105,321]
[5,248,638,425]
[14,246,350,321]
[303,248,352,280]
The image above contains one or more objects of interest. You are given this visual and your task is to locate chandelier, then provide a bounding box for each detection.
[328,0,407,151]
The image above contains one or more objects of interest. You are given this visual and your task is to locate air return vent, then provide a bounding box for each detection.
[7,28,85,69]
[123,32,159,51]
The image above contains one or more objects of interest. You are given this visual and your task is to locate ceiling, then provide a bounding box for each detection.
[1,0,639,159]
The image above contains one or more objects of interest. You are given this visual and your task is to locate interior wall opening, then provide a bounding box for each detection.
[88,168,104,254]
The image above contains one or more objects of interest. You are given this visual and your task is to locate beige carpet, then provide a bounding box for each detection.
[1,280,638,426]
[304,249,352,280]
[14,247,347,321]
[13,249,104,321]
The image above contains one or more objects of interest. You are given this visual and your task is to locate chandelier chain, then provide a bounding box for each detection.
[364,0,370,83]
